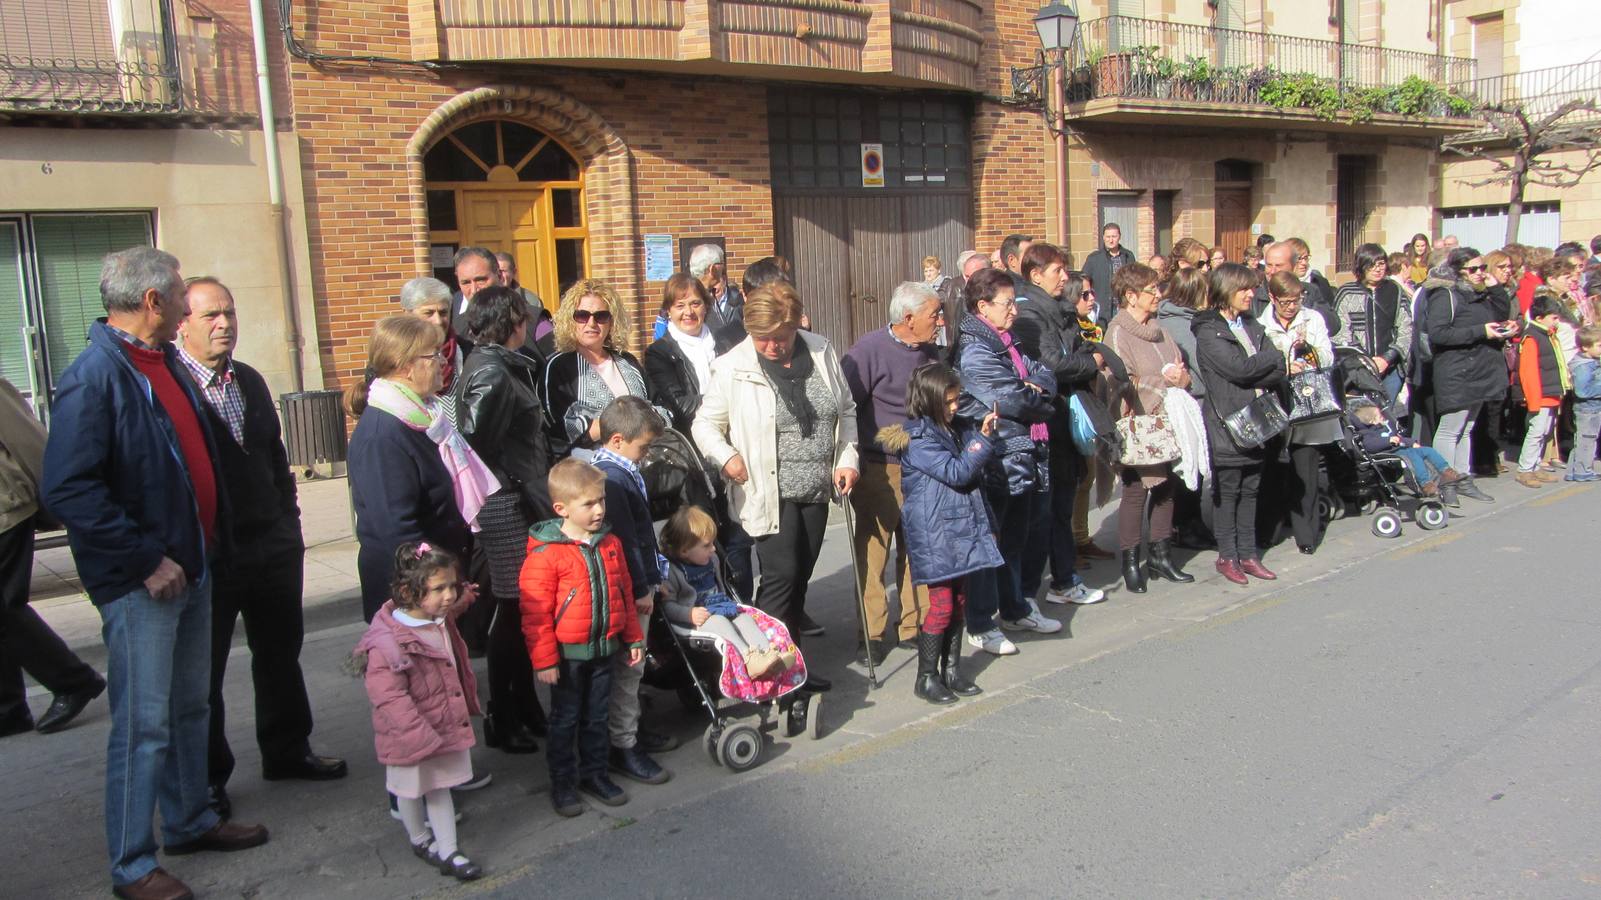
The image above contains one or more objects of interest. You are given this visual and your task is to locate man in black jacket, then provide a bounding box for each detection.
[1083,223,1135,326]
[178,278,346,820]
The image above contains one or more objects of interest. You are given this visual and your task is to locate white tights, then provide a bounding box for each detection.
[396,789,457,857]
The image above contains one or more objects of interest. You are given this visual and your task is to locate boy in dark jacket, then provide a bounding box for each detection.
[588,396,672,786]
[1565,326,1601,482]
[520,458,642,817]
[1347,399,1461,503]
[1515,292,1570,488]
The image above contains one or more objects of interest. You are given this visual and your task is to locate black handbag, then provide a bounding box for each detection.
[1223,392,1290,448]
[1286,366,1342,423]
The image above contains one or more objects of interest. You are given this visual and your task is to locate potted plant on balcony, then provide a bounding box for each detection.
[1091,46,1138,97]
[1132,44,1177,99]
[1176,55,1217,102]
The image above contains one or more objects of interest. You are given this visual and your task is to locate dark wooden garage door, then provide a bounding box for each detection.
[774,191,973,349]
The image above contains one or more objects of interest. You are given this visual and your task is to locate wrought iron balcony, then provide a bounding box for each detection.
[0,0,182,115]
[1445,59,1601,144]
[1014,16,1478,129]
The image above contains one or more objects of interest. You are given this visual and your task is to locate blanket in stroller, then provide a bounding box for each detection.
[685,604,808,703]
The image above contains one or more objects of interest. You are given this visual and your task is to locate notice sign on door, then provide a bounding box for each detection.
[861,143,885,188]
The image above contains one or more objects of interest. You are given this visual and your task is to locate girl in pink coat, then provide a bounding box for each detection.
[354,542,484,881]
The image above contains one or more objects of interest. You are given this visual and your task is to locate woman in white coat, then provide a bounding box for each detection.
[1261,271,1341,555]
[693,283,858,691]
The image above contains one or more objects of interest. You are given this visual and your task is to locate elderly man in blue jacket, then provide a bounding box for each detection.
[41,247,268,900]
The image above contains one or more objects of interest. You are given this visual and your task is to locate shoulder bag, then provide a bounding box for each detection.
[1109,330,1180,466]
[1223,391,1290,448]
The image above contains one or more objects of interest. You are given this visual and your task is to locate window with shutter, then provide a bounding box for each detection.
[31,213,153,384]
[0,223,29,394]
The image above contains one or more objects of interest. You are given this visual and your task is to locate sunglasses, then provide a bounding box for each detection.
[572,309,614,326]
[1463,264,1488,274]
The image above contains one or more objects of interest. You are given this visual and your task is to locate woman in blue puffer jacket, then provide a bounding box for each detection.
[953,268,1061,656]
[877,363,1002,705]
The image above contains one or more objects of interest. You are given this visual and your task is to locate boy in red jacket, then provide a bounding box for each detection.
[520,459,643,817]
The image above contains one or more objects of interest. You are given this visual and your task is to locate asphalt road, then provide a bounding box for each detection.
[468,485,1601,899]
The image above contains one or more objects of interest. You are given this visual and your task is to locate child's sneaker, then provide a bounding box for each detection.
[1046,583,1106,605]
[999,600,1063,634]
[966,628,1019,656]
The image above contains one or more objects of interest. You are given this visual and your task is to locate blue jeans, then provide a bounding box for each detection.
[1391,445,1450,484]
[546,652,614,786]
[99,577,220,886]
[967,486,1037,633]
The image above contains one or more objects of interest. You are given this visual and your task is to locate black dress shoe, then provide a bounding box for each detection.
[1297,544,1316,555]
[164,820,269,855]
[550,782,583,817]
[0,707,34,739]
[207,784,231,821]
[34,674,106,734]
[636,728,679,753]
[608,745,671,785]
[577,775,629,807]
[261,753,348,781]
[802,673,832,692]
[483,717,538,754]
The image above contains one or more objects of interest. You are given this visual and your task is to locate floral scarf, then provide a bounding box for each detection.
[366,378,499,531]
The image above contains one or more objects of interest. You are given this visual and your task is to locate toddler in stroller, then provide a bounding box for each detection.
[1347,398,1463,506]
[660,506,796,680]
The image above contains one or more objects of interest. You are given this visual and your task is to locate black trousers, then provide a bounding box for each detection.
[1,518,98,723]
[1022,442,1079,596]
[546,652,613,786]
[208,531,315,786]
[1285,443,1325,550]
[753,500,829,629]
[1212,464,1263,562]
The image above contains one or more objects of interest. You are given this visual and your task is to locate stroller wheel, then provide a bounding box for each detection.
[1315,494,1342,524]
[1371,508,1403,539]
[703,723,723,767]
[806,692,824,741]
[1416,501,1448,531]
[1360,498,1380,517]
[716,723,763,771]
[785,691,824,739]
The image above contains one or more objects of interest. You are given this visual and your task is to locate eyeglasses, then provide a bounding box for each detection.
[572,309,614,326]
[417,350,445,363]
[983,297,1017,309]
[1272,295,1303,305]
[1463,264,1488,274]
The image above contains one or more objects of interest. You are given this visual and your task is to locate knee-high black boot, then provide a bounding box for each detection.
[940,626,982,696]
[913,631,957,704]
[1121,549,1148,594]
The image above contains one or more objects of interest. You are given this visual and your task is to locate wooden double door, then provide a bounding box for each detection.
[1214,184,1252,266]
[773,191,973,350]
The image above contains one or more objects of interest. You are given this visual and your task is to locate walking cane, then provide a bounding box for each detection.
[836,488,879,690]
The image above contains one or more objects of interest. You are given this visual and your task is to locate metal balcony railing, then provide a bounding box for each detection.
[0,0,182,114]
[1028,16,1477,120]
[1451,59,1601,124]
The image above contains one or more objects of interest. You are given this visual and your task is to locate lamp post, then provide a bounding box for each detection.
[1032,2,1078,250]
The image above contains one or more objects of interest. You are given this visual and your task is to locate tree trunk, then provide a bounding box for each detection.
[1504,153,1528,246]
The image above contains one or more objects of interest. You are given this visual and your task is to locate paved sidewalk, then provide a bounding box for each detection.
[5,475,1579,897]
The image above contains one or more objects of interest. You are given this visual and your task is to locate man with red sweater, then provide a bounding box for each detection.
[41,247,268,900]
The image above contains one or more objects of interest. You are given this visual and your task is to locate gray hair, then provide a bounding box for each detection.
[101,246,181,315]
[955,249,981,270]
[453,246,497,273]
[888,281,939,324]
[688,244,724,278]
[399,276,452,310]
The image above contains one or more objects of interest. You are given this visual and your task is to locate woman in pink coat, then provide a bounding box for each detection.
[355,542,484,881]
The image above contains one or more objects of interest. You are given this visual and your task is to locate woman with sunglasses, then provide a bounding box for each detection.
[541,279,667,460]
[1418,247,1514,504]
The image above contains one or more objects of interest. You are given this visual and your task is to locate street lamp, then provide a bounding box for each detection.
[1032,1,1079,56]
[1030,1,1079,252]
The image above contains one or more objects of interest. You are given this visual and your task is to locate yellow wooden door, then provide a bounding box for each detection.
[461,190,556,310]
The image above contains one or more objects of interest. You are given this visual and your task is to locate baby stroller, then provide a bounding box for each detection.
[1329,348,1449,537]
[638,427,824,772]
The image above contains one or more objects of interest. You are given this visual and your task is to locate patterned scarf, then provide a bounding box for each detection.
[978,316,1049,442]
[757,338,818,438]
[366,378,499,531]
[439,334,460,391]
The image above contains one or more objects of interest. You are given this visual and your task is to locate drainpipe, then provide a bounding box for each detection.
[1052,62,1069,252]
[248,0,305,391]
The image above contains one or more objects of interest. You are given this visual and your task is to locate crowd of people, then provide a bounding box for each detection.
[4,226,1600,897]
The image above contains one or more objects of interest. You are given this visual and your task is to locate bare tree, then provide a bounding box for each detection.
[1446,99,1601,245]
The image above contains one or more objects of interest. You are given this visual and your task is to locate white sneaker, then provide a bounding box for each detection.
[1000,600,1064,634]
[966,628,1019,656]
[1045,583,1105,605]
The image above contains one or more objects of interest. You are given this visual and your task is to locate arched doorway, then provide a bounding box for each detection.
[423,118,588,307]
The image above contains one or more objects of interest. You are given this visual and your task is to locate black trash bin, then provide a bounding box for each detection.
[279,390,348,469]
